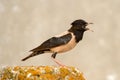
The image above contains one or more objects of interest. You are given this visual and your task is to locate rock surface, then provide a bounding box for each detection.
[0,66,85,80]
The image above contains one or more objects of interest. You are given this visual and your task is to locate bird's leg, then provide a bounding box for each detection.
[51,52,57,58]
[51,52,65,67]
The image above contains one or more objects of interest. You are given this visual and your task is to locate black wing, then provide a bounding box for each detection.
[30,33,72,52]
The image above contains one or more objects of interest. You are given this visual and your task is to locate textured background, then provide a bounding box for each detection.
[0,0,120,80]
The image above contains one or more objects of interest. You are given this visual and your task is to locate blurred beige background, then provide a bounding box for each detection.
[0,0,120,80]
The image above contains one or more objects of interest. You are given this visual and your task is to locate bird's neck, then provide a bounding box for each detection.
[68,28,85,43]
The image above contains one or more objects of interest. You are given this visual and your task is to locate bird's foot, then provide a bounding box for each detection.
[51,58,66,67]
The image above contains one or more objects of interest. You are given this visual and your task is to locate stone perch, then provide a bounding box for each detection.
[0,66,85,80]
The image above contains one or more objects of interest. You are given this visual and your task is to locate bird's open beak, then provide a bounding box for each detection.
[85,22,93,32]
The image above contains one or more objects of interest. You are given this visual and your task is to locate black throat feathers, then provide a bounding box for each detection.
[68,27,85,43]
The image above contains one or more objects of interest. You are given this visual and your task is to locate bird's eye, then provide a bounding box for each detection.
[82,26,85,28]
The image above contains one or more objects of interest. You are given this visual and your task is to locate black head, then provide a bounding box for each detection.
[69,19,93,42]
[71,19,88,31]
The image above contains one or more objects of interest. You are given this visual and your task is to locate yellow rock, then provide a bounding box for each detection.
[0,66,85,80]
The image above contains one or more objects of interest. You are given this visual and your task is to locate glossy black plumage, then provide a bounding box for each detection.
[30,33,72,52]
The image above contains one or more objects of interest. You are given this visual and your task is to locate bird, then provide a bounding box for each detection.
[21,19,93,66]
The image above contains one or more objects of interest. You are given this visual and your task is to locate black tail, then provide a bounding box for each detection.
[21,51,44,61]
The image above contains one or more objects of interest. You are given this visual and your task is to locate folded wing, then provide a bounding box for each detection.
[30,33,72,52]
